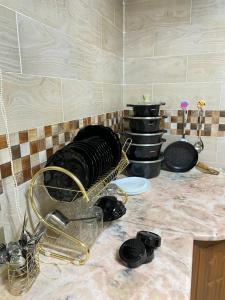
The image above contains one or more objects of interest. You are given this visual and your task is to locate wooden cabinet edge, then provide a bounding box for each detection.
[191,240,225,300]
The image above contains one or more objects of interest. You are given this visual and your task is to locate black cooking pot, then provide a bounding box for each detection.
[125,130,167,144]
[127,139,166,160]
[127,102,165,117]
[125,156,164,179]
[124,116,167,133]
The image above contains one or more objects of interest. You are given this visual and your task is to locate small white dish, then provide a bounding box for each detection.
[113,177,150,195]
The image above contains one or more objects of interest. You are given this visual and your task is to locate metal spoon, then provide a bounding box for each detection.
[194,107,204,153]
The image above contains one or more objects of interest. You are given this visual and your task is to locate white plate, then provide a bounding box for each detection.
[113,177,150,195]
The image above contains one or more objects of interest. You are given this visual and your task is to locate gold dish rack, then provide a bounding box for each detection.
[29,140,131,266]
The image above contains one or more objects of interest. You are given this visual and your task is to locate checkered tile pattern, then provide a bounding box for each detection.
[124,109,225,137]
[0,111,123,191]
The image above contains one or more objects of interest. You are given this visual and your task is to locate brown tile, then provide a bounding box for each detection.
[219,124,225,131]
[1,162,12,178]
[220,111,225,117]
[171,116,177,123]
[52,135,59,146]
[11,145,21,160]
[205,110,212,117]
[0,135,7,150]
[46,148,53,159]
[65,132,70,142]
[185,129,190,135]
[212,111,220,124]
[58,123,64,134]
[21,155,31,170]
[32,165,40,176]
[19,131,28,143]
[15,171,24,185]
[0,180,3,194]
[203,124,211,136]
[30,141,38,154]
[63,122,70,131]
[23,168,32,181]
[28,128,37,141]
[177,123,183,130]
[38,138,46,152]
[44,125,52,137]
[190,123,197,130]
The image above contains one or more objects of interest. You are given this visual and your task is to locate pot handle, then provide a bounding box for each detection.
[195,162,219,175]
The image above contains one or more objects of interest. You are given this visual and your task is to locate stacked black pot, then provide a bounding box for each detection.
[124,103,167,179]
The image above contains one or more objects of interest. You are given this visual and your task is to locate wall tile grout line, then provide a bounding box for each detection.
[15,12,23,75]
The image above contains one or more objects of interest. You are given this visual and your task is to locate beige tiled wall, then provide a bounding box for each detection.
[0,0,123,241]
[124,0,225,167]
[0,0,123,135]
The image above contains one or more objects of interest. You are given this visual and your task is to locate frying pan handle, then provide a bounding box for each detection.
[195,162,219,175]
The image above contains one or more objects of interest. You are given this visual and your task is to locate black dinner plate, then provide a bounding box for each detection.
[73,125,122,167]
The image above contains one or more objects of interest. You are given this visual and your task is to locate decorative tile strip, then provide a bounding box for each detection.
[124,109,225,137]
[0,111,123,191]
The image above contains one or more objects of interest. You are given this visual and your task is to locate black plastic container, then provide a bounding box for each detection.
[127,139,165,161]
[125,130,167,144]
[124,116,167,133]
[125,156,164,179]
[127,102,165,117]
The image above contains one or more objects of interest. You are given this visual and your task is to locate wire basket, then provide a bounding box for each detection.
[8,248,40,296]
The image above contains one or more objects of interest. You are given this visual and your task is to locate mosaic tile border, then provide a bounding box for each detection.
[124,109,225,137]
[0,111,123,193]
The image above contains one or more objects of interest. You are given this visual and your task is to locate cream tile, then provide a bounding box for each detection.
[3,73,63,133]
[45,137,53,149]
[188,53,225,82]
[153,83,221,110]
[38,150,47,164]
[20,142,30,157]
[91,0,115,23]
[0,148,10,164]
[102,84,123,113]
[125,28,155,58]
[62,79,103,121]
[55,0,101,48]
[18,14,98,80]
[0,6,20,72]
[96,49,123,83]
[125,0,191,31]
[123,84,153,107]
[115,0,123,30]
[12,158,22,173]
[219,83,225,110]
[0,0,58,28]
[155,24,225,56]
[125,56,187,84]
[102,18,123,57]
[216,137,225,164]
[192,0,225,27]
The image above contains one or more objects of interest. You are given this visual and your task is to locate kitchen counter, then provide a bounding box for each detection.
[1,169,225,300]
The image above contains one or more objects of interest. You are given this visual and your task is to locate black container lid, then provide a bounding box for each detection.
[127,102,165,107]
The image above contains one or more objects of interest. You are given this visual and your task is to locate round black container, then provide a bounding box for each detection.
[124,116,167,133]
[128,139,165,160]
[125,130,167,144]
[127,102,165,117]
[125,156,164,179]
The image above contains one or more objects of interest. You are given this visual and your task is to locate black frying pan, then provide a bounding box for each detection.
[162,107,199,172]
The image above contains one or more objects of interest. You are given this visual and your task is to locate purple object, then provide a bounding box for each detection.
[180,100,189,109]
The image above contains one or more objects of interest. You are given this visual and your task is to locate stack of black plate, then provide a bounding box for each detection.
[124,103,167,179]
[44,125,122,202]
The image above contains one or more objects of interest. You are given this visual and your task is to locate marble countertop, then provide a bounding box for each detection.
[1,169,225,300]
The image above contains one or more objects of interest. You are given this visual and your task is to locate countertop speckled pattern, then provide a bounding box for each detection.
[1,169,225,300]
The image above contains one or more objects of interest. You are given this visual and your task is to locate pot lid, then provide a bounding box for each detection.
[127,102,165,107]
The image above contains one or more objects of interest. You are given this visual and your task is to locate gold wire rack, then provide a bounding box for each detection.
[8,248,40,296]
[28,139,131,265]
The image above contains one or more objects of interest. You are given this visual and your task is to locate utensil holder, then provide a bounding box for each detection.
[8,249,39,296]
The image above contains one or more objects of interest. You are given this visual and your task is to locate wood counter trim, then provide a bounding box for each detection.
[191,240,225,300]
